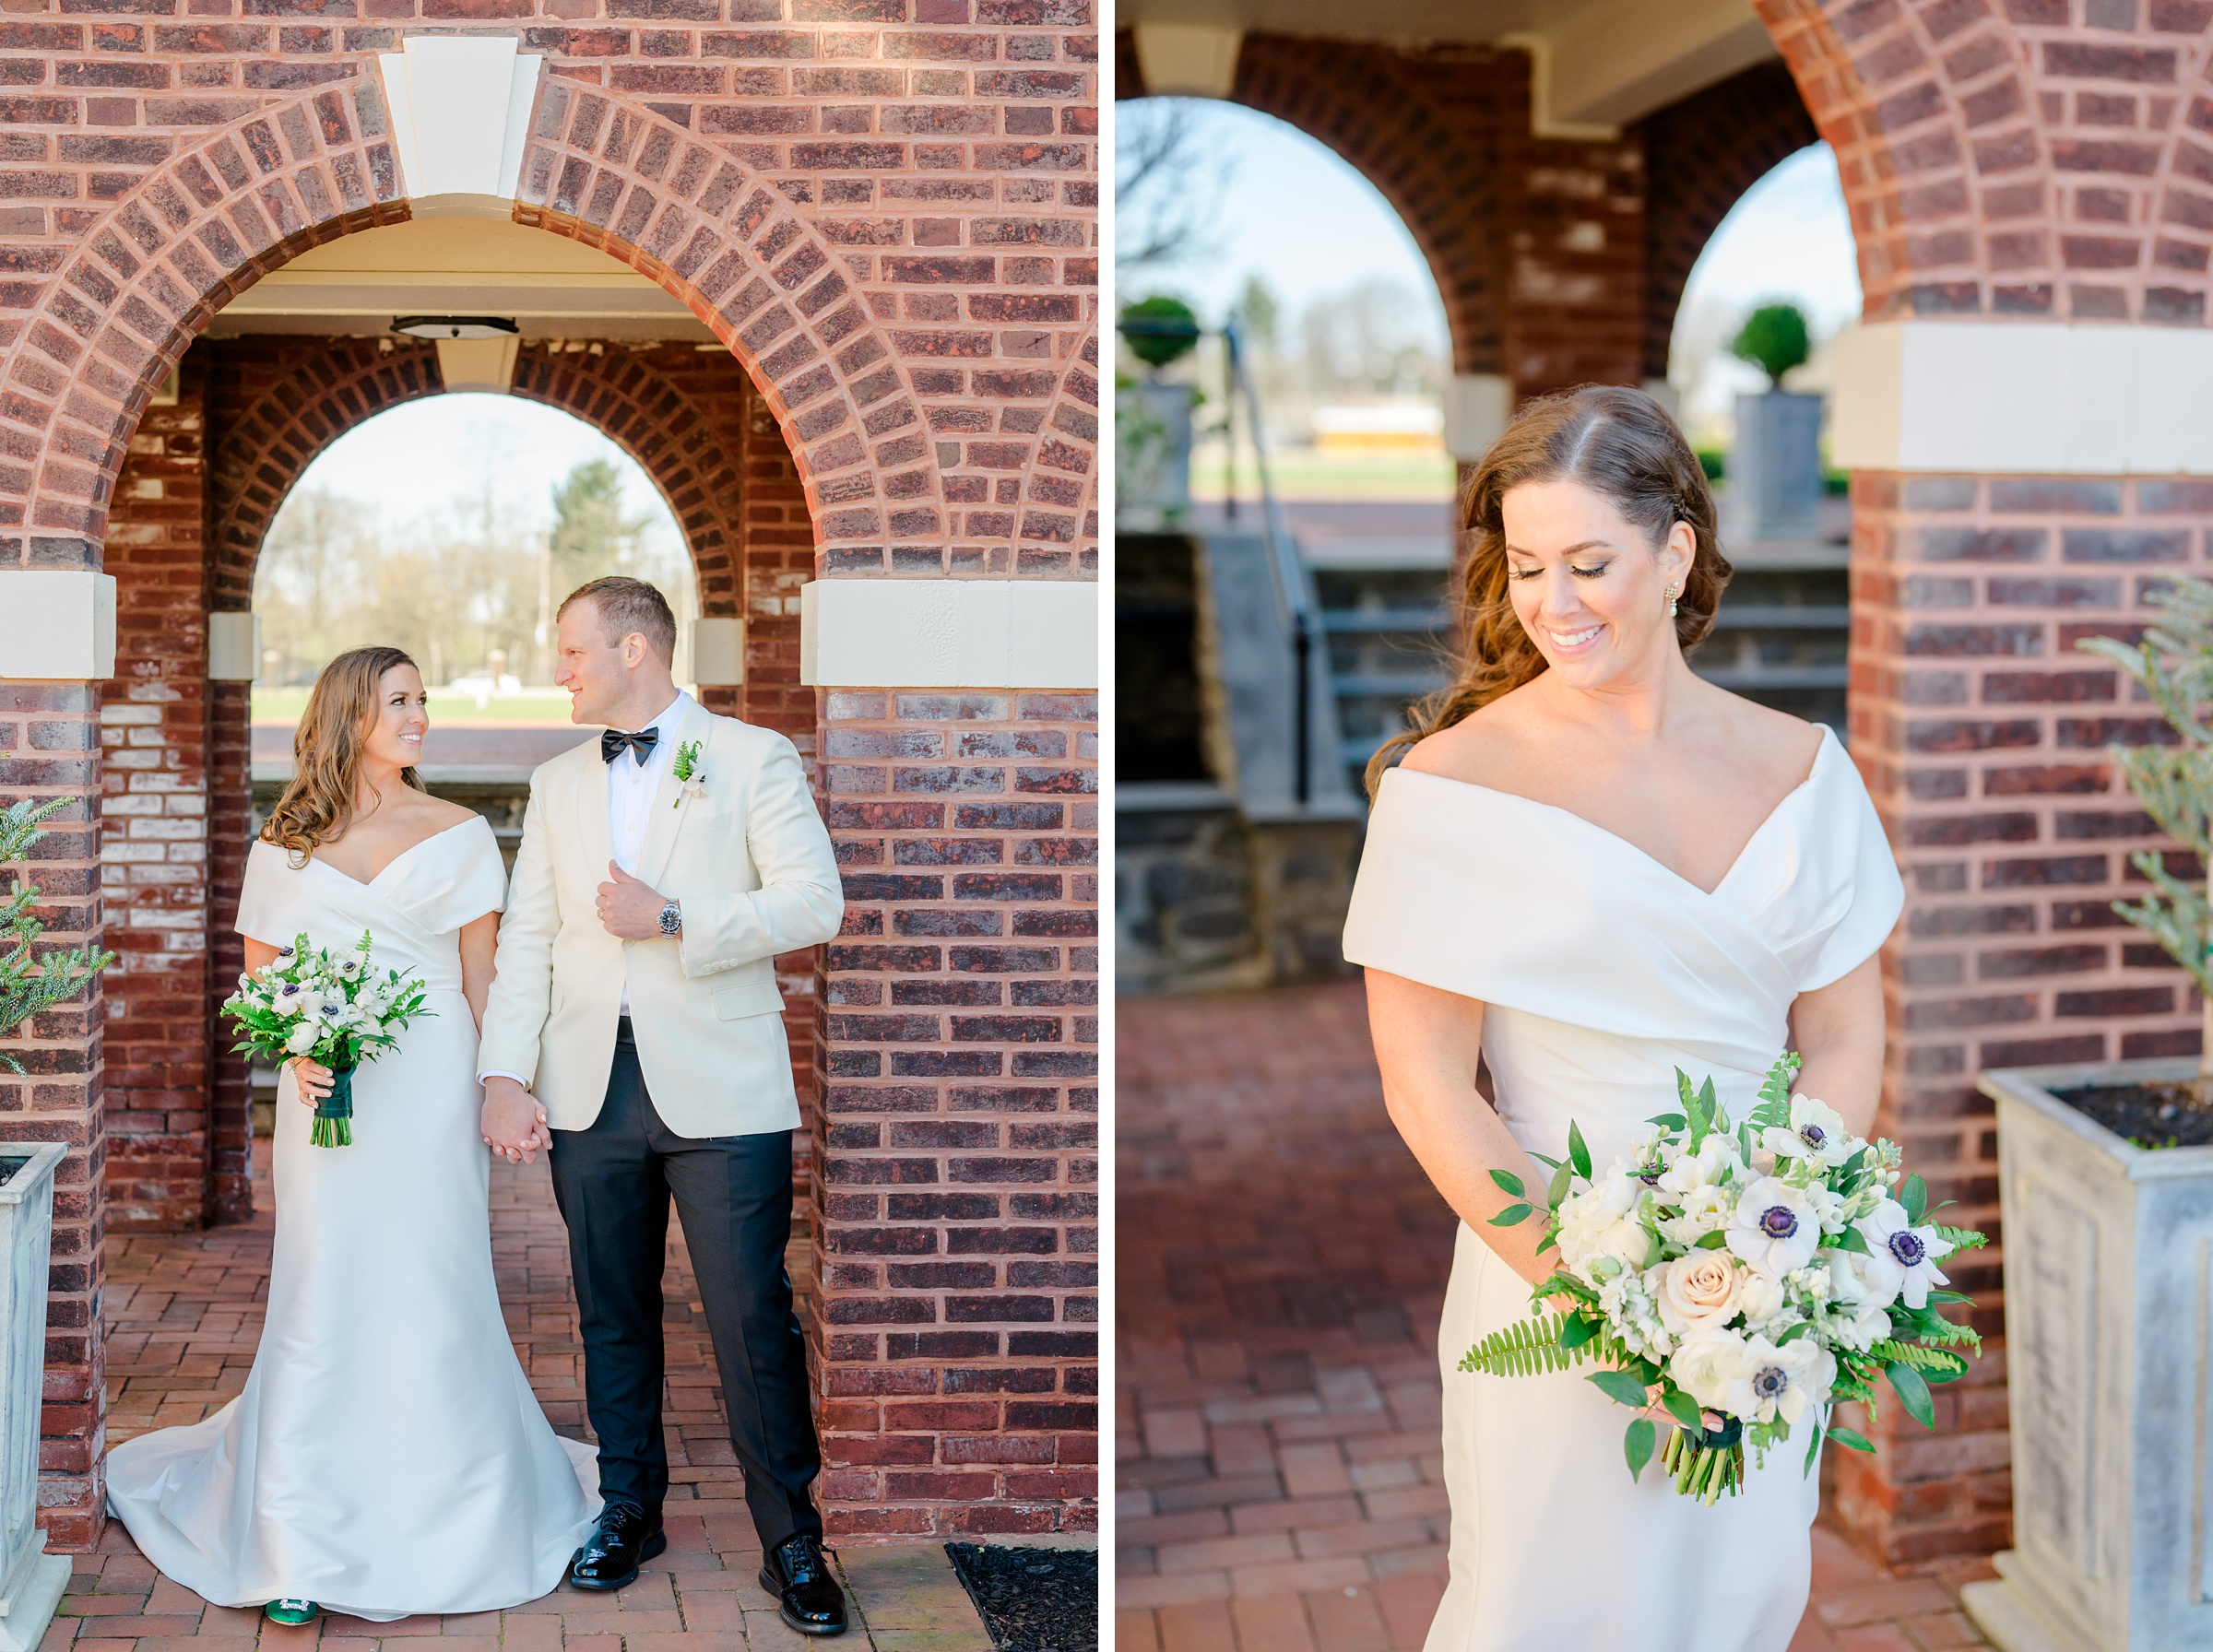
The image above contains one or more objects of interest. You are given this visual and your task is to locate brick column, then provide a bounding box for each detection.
[0,640,108,1550]
[811,686,1098,1537]
[101,356,217,1234]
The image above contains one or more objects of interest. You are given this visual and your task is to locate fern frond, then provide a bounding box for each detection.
[1933,1224,1987,1251]
[1460,1313,1605,1377]
[1870,1339,1969,1378]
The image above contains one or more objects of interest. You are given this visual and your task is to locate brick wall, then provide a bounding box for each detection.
[0,2,1095,1545]
[814,686,1096,1535]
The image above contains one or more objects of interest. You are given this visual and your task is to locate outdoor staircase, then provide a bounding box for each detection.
[1311,533,1851,799]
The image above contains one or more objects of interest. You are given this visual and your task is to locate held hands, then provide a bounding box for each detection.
[480,1075,550,1165]
[596,862,669,941]
[288,1057,333,1106]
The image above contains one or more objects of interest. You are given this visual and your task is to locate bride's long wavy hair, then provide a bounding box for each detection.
[1366,385,1733,797]
[262,646,427,862]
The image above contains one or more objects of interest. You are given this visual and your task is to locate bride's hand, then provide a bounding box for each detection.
[288,1057,332,1105]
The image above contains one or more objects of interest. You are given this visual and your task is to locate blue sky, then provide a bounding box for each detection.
[282,392,680,544]
[1119,98,1864,360]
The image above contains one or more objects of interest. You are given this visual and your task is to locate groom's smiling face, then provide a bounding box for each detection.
[554,599,650,727]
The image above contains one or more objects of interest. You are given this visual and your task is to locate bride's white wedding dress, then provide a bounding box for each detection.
[106,817,601,1620]
[1343,726,1903,1652]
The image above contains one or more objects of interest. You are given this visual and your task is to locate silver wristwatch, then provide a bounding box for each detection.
[657,901,682,938]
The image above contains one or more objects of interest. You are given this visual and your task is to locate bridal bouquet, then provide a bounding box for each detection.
[1464,1055,1985,1502]
[220,931,432,1147]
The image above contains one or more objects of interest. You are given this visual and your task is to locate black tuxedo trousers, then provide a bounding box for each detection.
[547,1018,824,1551]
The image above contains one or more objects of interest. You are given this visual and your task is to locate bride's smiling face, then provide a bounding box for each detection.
[360,664,429,772]
[1500,478,1694,689]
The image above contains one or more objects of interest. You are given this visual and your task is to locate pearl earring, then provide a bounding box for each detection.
[1666,584,1680,619]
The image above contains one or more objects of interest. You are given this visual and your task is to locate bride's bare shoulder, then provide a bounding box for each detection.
[1396,686,1544,788]
[407,791,480,832]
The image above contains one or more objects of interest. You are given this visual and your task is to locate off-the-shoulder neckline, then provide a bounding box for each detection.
[259,815,487,891]
[1388,725,1834,900]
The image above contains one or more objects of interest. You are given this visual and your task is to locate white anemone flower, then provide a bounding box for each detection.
[274,981,308,1019]
[1854,1198,1955,1311]
[1762,1092,1856,1170]
[1725,1335,1835,1427]
[1726,1176,1821,1277]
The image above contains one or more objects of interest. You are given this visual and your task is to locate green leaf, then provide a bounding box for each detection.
[1887,1362,1935,1429]
[1547,1162,1573,1210]
[1486,1203,1532,1227]
[1568,1121,1592,1181]
[1663,1389,1702,1432]
[1828,1424,1876,1454]
[1803,1420,1823,1479]
[1776,1320,1814,1344]
[1646,1113,1687,1131]
[1833,1224,1870,1255]
[1529,1152,1561,1170]
[1588,1368,1650,1410]
[1695,1230,1729,1249]
[1489,1169,1526,1199]
[1558,1313,1595,1351]
[1900,1174,1927,1224]
[1624,1415,1656,1482]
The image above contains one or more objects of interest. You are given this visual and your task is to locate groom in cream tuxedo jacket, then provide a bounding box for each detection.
[478,578,848,1634]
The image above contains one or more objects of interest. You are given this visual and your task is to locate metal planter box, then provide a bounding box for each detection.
[0,1145,67,1652]
[1965,1058,2213,1652]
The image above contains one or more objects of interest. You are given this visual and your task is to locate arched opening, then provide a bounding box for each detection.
[1116,95,1453,993]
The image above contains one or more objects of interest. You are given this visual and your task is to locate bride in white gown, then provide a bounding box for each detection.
[1343,387,1901,1652]
[106,646,599,1625]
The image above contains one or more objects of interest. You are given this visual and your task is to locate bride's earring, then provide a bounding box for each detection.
[1666,584,1680,619]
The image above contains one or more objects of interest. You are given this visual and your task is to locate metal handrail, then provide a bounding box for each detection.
[1222,320,1315,805]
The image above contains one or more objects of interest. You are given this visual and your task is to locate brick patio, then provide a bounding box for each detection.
[61,1136,1033,1650]
[1116,983,1999,1651]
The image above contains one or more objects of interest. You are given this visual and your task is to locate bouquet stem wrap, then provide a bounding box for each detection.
[310,1059,356,1149]
[1662,1417,1745,1504]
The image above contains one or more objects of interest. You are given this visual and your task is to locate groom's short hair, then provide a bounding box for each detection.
[561,576,677,664]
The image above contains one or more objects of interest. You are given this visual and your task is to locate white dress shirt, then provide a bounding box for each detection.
[606,691,687,1011]
[483,691,686,1089]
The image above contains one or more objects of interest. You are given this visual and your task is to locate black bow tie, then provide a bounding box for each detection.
[600,727,660,765]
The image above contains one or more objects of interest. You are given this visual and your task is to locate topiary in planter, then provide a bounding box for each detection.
[0,798,112,1070]
[1118,294,1201,373]
[1730,302,1812,388]
[2078,576,2213,1081]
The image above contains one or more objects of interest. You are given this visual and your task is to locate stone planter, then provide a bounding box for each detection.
[1116,380,1195,531]
[0,1145,67,1652]
[1963,1057,2213,1652]
[1729,389,1823,541]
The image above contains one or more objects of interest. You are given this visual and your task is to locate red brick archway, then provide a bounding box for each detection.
[2,30,1096,1547]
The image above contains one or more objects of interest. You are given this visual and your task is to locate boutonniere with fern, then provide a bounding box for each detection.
[672,740,704,809]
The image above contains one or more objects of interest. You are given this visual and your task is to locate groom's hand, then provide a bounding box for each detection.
[481,1076,550,1165]
[597,862,669,940]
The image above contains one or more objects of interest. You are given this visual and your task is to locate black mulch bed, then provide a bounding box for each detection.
[944,1543,1097,1652]
[2054,1079,2213,1150]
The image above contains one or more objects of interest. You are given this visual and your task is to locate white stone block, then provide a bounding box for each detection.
[1444,373,1512,462]
[379,37,543,208]
[690,616,745,686]
[0,572,115,680]
[1130,23,1242,98]
[799,580,1097,690]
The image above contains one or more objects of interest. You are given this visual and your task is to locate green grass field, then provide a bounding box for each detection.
[1188,442,1455,502]
[251,688,579,725]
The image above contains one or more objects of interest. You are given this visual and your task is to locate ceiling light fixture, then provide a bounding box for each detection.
[391,315,520,340]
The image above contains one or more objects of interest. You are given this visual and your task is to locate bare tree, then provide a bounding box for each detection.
[1117,99,1232,275]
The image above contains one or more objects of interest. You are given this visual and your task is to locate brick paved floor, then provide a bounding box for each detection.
[65,1137,1011,1650]
[1116,983,1997,1652]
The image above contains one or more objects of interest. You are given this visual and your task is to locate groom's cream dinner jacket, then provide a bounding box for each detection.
[477,697,844,1138]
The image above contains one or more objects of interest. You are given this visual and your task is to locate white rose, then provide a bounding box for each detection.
[1556,1165,1651,1278]
[1736,1267,1787,1328]
[283,1022,318,1056]
[1667,1326,1753,1413]
[1726,1176,1821,1277]
[1658,1134,1742,1198]
[1656,1250,1743,1337]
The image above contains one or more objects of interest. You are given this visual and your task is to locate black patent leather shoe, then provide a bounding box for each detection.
[760,1533,846,1636]
[569,1500,667,1591]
